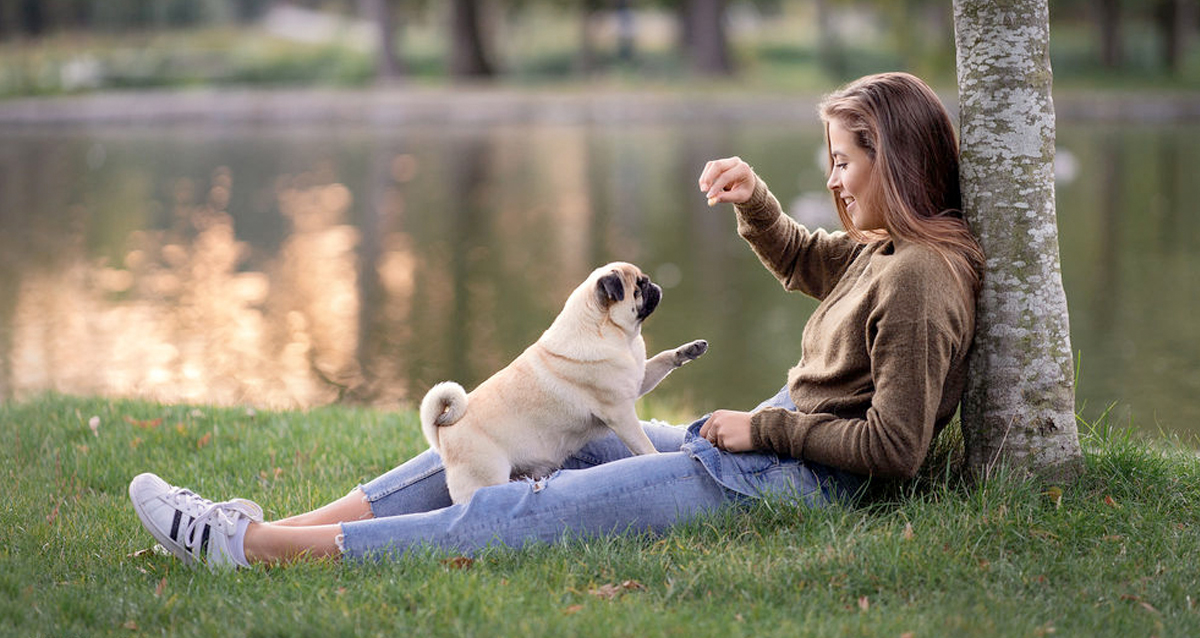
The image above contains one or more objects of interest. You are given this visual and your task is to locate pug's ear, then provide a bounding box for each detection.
[595,271,625,304]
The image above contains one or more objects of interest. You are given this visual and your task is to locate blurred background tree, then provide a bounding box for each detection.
[0,0,1196,95]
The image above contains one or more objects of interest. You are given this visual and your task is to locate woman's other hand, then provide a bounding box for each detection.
[699,410,755,452]
[698,157,757,206]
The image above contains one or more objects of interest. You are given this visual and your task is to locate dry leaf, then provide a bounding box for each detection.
[127,547,156,558]
[589,584,624,600]
[620,580,646,591]
[130,437,142,449]
[196,432,212,449]
[1104,495,1120,508]
[588,580,646,600]
[440,556,474,570]
[563,604,584,615]
[122,620,138,631]
[858,596,870,612]
[46,502,60,524]
[901,633,915,638]
[88,416,100,437]
[902,522,914,541]
[154,577,167,597]
[125,417,162,429]
[1044,486,1063,509]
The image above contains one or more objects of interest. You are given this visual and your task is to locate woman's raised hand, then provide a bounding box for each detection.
[698,156,757,207]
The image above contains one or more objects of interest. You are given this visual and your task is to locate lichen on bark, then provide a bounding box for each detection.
[953,0,1083,481]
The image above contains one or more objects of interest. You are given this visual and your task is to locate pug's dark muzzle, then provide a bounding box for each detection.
[636,281,662,321]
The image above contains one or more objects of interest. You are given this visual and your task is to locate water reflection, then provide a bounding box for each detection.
[0,121,1197,442]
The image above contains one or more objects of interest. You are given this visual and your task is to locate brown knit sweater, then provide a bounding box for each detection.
[737,178,975,479]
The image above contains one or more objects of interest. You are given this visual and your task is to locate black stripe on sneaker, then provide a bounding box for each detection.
[200,525,211,556]
[169,510,182,541]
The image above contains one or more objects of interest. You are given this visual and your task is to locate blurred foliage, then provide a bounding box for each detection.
[0,0,1197,97]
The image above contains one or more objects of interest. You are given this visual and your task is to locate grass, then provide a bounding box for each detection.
[2,394,1199,637]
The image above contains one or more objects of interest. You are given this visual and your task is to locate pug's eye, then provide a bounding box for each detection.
[634,288,641,298]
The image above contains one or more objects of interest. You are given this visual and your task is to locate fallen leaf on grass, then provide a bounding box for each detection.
[127,548,156,558]
[857,596,870,612]
[154,577,167,597]
[46,502,60,524]
[1104,495,1120,508]
[88,416,100,437]
[902,522,914,541]
[125,416,162,429]
[122,620,138,631]
[563,604,584,615]
[588,580,646,600]
[439,556,474,570]
[1120,594,1160,614]
[1044,486,1063,509]
[196,432,212,449]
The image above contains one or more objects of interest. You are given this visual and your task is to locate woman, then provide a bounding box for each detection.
[129,72,984,568]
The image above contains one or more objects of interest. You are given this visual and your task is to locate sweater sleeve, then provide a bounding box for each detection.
[748,258,964,479]
[734,177,861,300]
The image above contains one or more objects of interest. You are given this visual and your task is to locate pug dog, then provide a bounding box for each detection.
[419,262,708,504]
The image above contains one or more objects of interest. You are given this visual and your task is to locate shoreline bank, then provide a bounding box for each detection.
[3,86,1200,127]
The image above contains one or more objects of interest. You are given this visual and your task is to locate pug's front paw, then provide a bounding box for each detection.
[674,339,708,366]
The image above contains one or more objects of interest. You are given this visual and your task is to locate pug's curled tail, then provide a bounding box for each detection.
[419,381,467,452]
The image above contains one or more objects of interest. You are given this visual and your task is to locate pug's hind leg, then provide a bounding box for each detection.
[444,456,512,504]
[639,339,709,397]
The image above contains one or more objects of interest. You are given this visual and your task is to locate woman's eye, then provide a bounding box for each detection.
[835,163,848,170]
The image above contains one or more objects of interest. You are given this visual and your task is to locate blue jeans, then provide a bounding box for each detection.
[339,387,864,559]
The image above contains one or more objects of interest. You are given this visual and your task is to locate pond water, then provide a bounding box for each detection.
[1,116,1197,443]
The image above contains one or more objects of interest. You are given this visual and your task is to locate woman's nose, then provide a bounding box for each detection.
[826,168,839,191]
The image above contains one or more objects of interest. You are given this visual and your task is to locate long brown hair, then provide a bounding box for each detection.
[819,72,985,294]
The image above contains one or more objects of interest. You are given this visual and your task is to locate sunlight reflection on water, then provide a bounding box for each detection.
[0,121,1197,443]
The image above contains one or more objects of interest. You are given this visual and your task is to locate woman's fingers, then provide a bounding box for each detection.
[698,157,754,206]
[697,157,742,192]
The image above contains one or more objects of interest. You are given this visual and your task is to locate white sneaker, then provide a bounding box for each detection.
[129,472,263,569]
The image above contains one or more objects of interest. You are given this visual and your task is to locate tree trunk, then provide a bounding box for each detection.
[1155,0,1192,74]
[449,0,495,78]
[362,0,404,82]
[684,0,733,76]
[1096,0,1123,69]
[814,0,846,78]
[953,0,1083,482]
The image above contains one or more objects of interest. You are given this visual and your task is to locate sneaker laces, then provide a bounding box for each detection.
[163,487,263,560]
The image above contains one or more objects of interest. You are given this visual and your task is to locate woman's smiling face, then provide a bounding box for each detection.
[825,118,884,232]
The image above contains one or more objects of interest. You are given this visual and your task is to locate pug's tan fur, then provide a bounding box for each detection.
[419,262,707,504]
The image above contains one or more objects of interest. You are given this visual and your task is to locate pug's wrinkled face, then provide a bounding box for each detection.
[593,262,662,332]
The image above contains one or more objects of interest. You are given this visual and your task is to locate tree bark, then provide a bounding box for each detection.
[1095,0,1123,69]
[449,0,495,78]
[953,0,1083,482]
[683,0,734,76]
[1155,0,1192,74]
[361,0,404,82]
